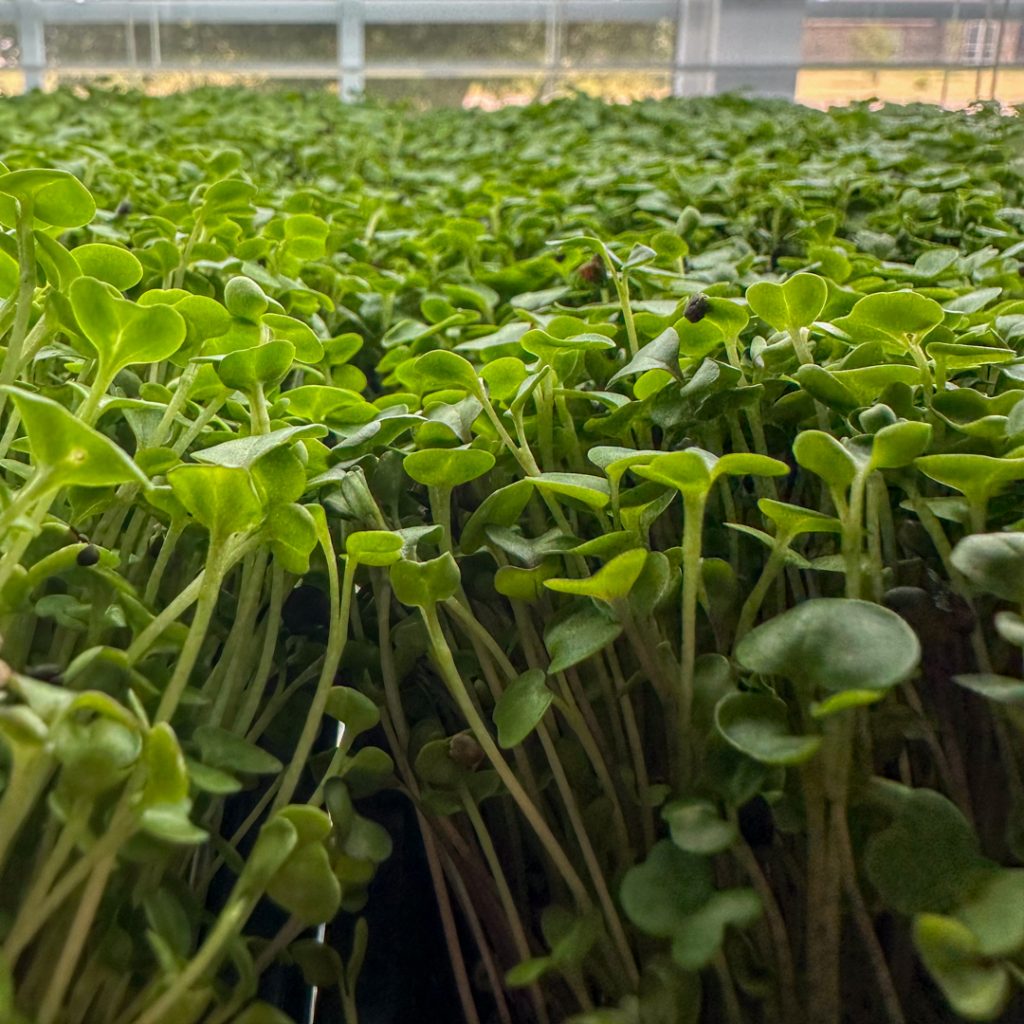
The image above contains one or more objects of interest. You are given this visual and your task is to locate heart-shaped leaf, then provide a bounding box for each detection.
[715,692,822,765]
[0,168,95,227]
[746,273,827,332]
[544,548,646,603]
[493,669,554,748]
[167,464,264,539]
[3,387,148,490]
[390,554,461,608]
[736,598,920,695]
[951,533,1024,603]
[404,448,495,488]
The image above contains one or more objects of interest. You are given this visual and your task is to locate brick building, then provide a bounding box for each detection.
[802,17,1023,65]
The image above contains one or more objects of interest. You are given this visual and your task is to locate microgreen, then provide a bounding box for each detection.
[2,86,1024,1024]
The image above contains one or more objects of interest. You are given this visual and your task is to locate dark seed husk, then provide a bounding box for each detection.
[684,293,710,323]
[76,544,101,567]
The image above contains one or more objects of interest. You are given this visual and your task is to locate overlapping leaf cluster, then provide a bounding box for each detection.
[1,86,1024,1024]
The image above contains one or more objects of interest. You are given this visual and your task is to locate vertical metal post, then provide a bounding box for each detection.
[941,0,962,108]
[16,0,45,93]
[673,0,719,98]
[990,0,1011,100]
[339,0,365,101]
[714,0,802,100]
[126,10,138,69]
[543,0,563,100]
[150,9,162,70]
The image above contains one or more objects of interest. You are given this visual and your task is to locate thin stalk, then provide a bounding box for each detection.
[866,476,885,603]
[0,408,21,462]
[441,598,637,981]
[605,643,655,852]
[253,914,306,976]
[37,852,118,1024]
[172,216,204,289]
[536,371,556,470]
[843,471,869,600]
[208,548,269,727]
[441,849,504,1024]
[4,811,135,963]
[127,534,257,665]
[734,538,792,646]
[480,391,537,475]
[0,754,53,877]
[273,553,355,811]
[250,383,272,434]
[231,563,285,735]
[142,520,184,607]
[172,395,227,454]
[0,199,37,420]
[802,763,839,1024]
[152,362,200,444]
[535,719,640,990]
[421,606,590,908]
[126,895,250,1024]
[834,812,906,1024]
[803,715,853,1024]
[729,830,799,1021]
[908,339,934,403]
[154,540,232,724]
[76,369,116,426]
[15,808,88,931]
[246,660,323,743]
[429,484,454,554]
[0,492,53,596]
[611,271,640,358]
[679,492,706,774]
[373,577,482,1024]
[460,787,550,1024]
[713,950,745,1024]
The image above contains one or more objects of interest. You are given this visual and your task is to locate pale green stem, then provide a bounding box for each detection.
[0,492,53,594]
[273,554,355,811]
[421,606,591,909]
[15,804,88,924]
[4,811,135,963]
[843,472,869,600]
[536,370,555,470]
[231,563,285,735]
[37,851,118,1024]
[611,271,639,358]
[0,753,53,878]
[459,787,550,1024]
[429,485,454,554]
[0,199,37,420]
[152,362,200,444]
[208,548,269,727]
[734,537,793,645]
[908,338,934,403]
[250,384,272,434]
[0,408,21,462]
[127,534,257,665]
[154,540,232,723]
[76,369,116,427]
[172,217,204,289]
[126,896,250,1024]
[172,395,227,454]
[142,519,185,607]
[0,469,50,537]
[679,492,706,772]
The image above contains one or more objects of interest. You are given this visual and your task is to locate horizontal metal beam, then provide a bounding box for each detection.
[15,1,678,27]
[36,59,1024,79]
[17,0,1008,27]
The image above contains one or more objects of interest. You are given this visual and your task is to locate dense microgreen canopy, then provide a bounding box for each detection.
[1,85,1023,1024]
